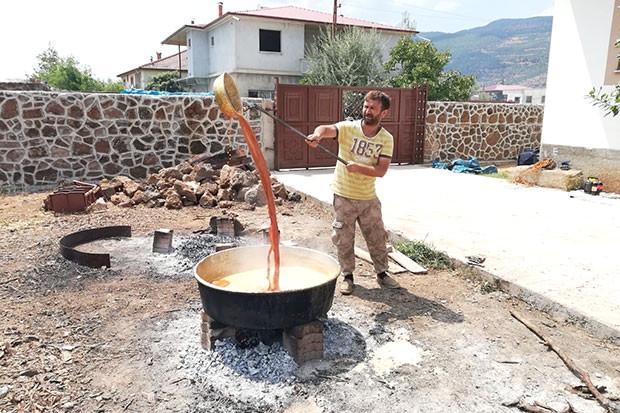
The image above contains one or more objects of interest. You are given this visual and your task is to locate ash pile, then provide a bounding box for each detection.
[97,149,300,211]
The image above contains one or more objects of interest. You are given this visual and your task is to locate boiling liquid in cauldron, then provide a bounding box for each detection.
[210,266,332,293]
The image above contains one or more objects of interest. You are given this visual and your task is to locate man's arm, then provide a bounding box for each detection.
[346,156,391,177]
[306,125,337,147]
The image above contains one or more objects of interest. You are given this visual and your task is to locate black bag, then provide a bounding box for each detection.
[517,149,539,166]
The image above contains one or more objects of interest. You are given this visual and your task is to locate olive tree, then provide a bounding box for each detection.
[384,36,476,101]
[301,26,388,87]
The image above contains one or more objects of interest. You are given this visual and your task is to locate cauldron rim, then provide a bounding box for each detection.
[193,244,340,293]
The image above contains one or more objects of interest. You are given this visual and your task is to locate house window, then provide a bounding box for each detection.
[211,36,214,46]
[514,96,521,103]
[249,89,275,99]
[542,95,546,104]
[526,96,532,103]
[259,29,281,52]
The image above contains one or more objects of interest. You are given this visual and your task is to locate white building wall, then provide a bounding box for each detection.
[187,29,210,78]
[541,0,620,150]
[504,88,546,104]
[235,18,305,73]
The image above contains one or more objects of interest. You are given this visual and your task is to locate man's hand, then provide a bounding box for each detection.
[305,133,320,148]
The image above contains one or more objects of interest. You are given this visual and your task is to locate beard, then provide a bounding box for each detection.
[363,113,380,126]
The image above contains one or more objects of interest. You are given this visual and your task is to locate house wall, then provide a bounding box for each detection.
[235,19,305,73]
[504,88,546,105]
[181,17,408,95]
[1,91,550,190]
[541,0,620,192]
[187,28,212,78]
[132,69,187,90]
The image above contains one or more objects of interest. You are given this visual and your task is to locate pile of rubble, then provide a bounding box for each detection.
[99,160,294,210]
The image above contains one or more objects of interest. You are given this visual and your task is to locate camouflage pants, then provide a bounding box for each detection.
[331,194,389,276]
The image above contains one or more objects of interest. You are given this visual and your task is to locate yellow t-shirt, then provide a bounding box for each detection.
[330,120,394,200]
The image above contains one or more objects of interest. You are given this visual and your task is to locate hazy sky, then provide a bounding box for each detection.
[0,0,555,82]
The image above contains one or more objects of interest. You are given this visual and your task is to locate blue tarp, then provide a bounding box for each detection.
[432,157,498,174]
[120,88,214,97]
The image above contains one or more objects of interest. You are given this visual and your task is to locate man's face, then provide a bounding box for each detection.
[362,99,386,126]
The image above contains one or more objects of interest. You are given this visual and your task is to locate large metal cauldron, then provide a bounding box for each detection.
[194,245,340,330]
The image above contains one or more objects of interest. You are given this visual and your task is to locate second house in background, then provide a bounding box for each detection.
[159,3,415,97]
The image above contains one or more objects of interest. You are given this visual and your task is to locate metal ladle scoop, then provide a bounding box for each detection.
[213,72,347,165]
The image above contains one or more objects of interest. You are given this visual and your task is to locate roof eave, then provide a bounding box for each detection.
[161,23,209,46]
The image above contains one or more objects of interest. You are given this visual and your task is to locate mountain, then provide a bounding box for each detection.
[420,16,553,88]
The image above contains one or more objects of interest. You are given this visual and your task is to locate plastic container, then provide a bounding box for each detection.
[584,177,603,195]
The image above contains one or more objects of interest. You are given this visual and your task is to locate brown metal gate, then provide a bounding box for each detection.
[273,83,427,170]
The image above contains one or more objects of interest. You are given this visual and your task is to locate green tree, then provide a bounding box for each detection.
[300,26,388,87]
[589,85,620,117]
[102,81,125,93]
[384,37,476,101]
[588,39,620,116]
[28,45,122,92]
[145,71,185,92]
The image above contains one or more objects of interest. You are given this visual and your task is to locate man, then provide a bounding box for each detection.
[306,91,399,295]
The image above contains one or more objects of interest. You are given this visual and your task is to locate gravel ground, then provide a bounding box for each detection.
[1,189,620,413]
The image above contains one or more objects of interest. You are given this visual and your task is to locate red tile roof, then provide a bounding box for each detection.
[232,6,415,34]
[482,85,528,92]
[118,50,187,77]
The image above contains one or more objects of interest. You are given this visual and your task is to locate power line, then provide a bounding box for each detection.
[338,0,493,27]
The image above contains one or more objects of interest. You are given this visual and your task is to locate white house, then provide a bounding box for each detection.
[541,0,620,192]
[117,51,188,90]
[160,3,415,97]
[481,85,546,104]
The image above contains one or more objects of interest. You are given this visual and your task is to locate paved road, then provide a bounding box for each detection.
[273,165,620,341]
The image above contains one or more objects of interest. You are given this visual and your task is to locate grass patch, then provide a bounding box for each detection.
[456,265,478,282]
[483,171,511,180]
[395,240,453,270]
[456,265,500,294]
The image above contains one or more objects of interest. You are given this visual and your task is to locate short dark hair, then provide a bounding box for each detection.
[365,90,391,111]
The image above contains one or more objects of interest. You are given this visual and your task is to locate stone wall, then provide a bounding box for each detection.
[0,91,267,189]
[425,101,543,163]
[1,91,545,189]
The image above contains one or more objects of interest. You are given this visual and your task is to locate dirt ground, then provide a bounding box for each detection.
[1,185,620,413]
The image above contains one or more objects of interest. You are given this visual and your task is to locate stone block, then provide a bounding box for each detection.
[537,169,584,191]
[511,166,584,191]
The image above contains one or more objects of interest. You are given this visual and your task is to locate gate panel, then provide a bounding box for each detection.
[309,87,341,167]
[309,87,340,123]
[380,88,399,124]
[274,83,426,170]
[278,87,306,122]
[279,126,308,168]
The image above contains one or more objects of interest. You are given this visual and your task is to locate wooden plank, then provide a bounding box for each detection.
[354,247,407,274]
[388,249,428,274]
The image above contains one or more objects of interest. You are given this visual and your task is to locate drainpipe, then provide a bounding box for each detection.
[178,46,182,79]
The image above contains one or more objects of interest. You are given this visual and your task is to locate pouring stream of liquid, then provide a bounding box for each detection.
[236,115,281,291]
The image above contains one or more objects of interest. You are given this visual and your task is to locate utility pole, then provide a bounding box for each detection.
[332,0,337,37]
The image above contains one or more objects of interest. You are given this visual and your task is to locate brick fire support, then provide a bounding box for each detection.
[200,311,324,364]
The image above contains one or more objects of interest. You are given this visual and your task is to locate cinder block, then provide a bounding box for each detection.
[282,320,324,363]
[285,320,323,338]
[200,311,237,350]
